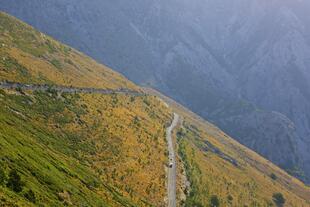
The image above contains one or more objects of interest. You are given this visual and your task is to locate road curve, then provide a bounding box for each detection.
[0,81,144,96]
[167,113,179,207]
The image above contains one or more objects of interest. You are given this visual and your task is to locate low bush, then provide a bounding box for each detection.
[24,189,36,203]
[270,173,277,180]
[210,195,220,207]
[6,169,23,193]
[0,166,6,185]
[272,193,285,207]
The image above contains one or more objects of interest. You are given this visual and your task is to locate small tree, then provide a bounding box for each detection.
[0,166,6,185]
[272,193,285,207]
[210,195,220,207]
[16,87,23,93]
[227,195,233,204]
[24,189,36,203]
[6,169,23,192]
[270,173,277,180]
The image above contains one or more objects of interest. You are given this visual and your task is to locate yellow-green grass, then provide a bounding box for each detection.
[177,123,309,206]
[0,12,173,206]
[0,88,171,206]
[1,10,309,207]
[0,12,137,91]
[146,87,310,206]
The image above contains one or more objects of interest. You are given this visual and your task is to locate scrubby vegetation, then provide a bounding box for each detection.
[24,189,36,203]
[0,11,309,207]
[0,168,6,187]
[210,195,220,207]
[0,12,137,90]
[270,173,277,181]
[273,193,286,207]
[175,119,309,207]
[0,88,170,206]
[0,12,174,206]
[6,169,24,193]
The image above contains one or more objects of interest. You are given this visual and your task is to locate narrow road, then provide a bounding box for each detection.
[167,113,179,207]
[0,81,144,96]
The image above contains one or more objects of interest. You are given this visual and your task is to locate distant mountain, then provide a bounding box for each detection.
[1,0,310,184]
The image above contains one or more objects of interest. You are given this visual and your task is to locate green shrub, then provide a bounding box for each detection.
[227,195,233,203]
[16,87,23,93]
[24,189,36,203]
[45,39,57,53]
[272,193,285,207]
[133,116,141,126]
[270,173,277,180]
[191,202,204,207]
[0,166,6,185]
[210,195,220,207]
[46,87,57,95]
[143,98,150,106]
[6,169,23,193]
[50,59,62,69]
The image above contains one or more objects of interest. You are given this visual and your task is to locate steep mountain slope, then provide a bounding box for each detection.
[0,11,137,90]
[0,90,170,207]
[0,12,171,206]
[147,88,310,206]
[176,118,310,207]
[1,0,310,183]
[0,12,309,206]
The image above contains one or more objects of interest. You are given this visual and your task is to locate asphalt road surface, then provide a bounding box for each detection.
[166,113,179,207]
[0,81,143,96]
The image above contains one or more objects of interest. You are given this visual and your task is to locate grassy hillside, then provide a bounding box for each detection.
[146,88,310,207]
[177,122,309,206]
[0,11,309,207]
[0,89,171,206]
[0,12,171,206]
[0,12,137,90]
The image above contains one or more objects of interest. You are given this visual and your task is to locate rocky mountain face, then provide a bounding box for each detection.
[2,0,310,183]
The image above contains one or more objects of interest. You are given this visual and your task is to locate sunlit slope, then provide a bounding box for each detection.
[177,122,309,206]
[0,12,137,90]
[1,10,309,207]
[0,12,171,206]
[146,88,310,207]
[0,89,170,206]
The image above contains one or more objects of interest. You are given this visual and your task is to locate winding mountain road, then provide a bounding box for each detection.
[166,113,179,207]
[0,81,144,96]
[2,81,180,205]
